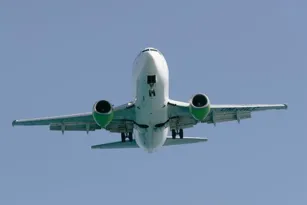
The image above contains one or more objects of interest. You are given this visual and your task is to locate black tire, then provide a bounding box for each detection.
[179,129,183,139]
[121,133,126,142]
[172,129,176,139]
[128,132,133,142]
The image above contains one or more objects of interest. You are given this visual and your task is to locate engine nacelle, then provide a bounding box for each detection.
[92,100,114,128]
[189,94,211,121]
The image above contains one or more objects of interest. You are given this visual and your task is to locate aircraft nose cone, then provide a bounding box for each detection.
[140,51,157,73]
[142,50,155,63]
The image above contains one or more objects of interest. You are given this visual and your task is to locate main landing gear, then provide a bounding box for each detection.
[121,132,133,142]
[171,129,183,139]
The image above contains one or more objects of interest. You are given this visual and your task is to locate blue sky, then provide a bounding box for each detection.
[1,0,306,204]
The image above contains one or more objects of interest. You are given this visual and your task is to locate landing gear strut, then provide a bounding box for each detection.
[121,132,133,142]
[171,129,183,139]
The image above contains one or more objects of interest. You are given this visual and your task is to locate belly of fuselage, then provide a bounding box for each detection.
[132,48,169,151]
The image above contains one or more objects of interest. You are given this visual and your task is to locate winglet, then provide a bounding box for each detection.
[12,120,16,127]
[284,104,288,109]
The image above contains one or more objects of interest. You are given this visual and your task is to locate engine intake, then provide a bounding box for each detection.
[191,94,209,108]
[95,100,112,114]
[189,94,211,121]
[92,100,114,128]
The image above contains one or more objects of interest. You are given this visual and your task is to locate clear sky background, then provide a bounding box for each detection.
[1,0,306,204]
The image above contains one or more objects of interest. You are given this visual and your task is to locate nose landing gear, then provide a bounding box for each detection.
[171,129,183,139]
[121,132,133,142]
[147,75,156,97]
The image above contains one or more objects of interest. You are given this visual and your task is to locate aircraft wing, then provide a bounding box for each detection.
[167,99,288,129]
[12,101,136,133]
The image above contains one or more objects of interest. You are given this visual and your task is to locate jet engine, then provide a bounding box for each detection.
[92,100,114,128]
[189,94,211,121]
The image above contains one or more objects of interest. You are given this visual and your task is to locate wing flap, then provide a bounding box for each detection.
[210,104,288,112]
[169,116,197,129]
[50,123,101,132]
[205,111,251,124]
[105,120,134,133]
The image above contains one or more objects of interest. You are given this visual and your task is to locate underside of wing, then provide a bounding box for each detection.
[12,101,136,133]
[204,104,288,125]
[167,99,288,129]
[12,112,94,126]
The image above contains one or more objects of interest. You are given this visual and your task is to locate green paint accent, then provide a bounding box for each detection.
[93,111,114,128]
[189,105,211,121]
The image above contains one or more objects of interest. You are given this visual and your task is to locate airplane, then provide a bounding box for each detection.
[12,47,288,153]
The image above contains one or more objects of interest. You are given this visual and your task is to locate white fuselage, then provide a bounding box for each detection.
[132,48,170,152]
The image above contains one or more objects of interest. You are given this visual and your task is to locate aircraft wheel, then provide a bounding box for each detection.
[179,129,183,139]
[121,133,126,142]
[128,132,133,142]
[171,129,176,139]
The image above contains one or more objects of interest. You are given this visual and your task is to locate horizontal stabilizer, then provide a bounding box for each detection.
[91,141,138,149]
[91,137,208,150]
[164,137,208,146]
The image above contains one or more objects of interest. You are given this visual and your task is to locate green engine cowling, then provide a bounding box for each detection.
[92,100,114,128]
[189,94,211,121]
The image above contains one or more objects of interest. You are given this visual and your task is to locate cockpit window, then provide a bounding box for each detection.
[141,49,150,53]
[141,48,158,53]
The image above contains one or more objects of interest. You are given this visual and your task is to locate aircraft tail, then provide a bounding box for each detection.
[91,137,208,150]
[91,141,138,149]
[164,136,208,146]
